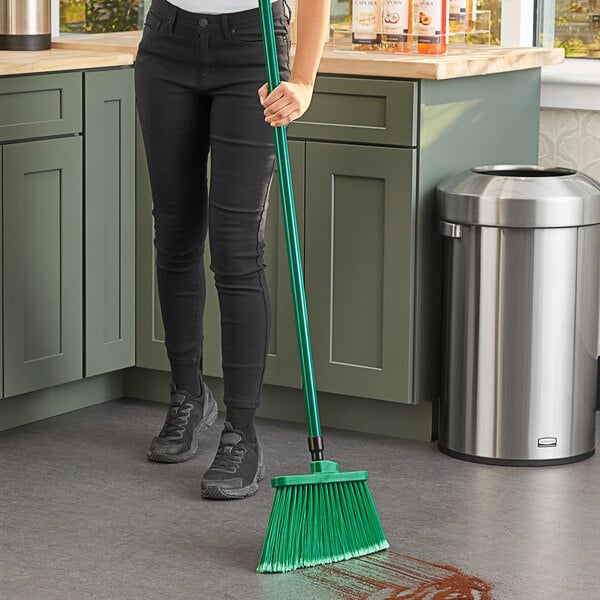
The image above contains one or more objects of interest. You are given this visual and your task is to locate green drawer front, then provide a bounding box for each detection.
[0,72,82,143]
[289,76,417,147]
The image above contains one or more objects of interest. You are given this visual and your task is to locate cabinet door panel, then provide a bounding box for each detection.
[202,141,305,387]
[3,137,83,397]
[305,142,416,403]
[85,68,135,376]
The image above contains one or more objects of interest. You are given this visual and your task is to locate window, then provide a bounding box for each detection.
[479,0,501,44]
[59,0,149,33]
[539,0,600,57]
[55,0,599,59]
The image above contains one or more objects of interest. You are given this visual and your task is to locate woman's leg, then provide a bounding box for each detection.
[199,4,291,498]
[134,0,218,462]
[208,110,275,432]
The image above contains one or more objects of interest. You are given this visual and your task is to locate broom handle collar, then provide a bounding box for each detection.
[310,459,340,474]
[308,436,325,462]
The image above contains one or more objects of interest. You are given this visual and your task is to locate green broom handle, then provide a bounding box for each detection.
[258,0,324,459]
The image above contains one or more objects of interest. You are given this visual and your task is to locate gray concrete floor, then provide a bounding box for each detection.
[0,398,598,600]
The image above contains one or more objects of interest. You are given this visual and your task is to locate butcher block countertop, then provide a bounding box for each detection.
[0,47,133,76]
[0,31,564,79]
[317,44,564,80]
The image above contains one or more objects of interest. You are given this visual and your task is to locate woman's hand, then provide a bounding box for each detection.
[257,0,330,127]
[258,80,314,128]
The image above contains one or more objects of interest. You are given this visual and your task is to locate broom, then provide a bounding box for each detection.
[256,0,389,573]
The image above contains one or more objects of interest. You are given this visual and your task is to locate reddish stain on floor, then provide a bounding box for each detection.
[302,551,493,599]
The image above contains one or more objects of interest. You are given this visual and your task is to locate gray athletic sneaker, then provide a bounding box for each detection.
[147,381,218,464]
[200,422,265,500]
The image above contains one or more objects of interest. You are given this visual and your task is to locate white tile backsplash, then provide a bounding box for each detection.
[539,108,600,183]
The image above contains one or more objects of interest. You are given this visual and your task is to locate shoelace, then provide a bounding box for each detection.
[161,399,193,440]
[210,444,246,473]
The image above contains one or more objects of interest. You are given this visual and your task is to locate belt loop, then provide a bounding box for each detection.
[220,14,232,40]
[167,5,178,32]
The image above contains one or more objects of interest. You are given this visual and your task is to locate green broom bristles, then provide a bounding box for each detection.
[257,460,389,573]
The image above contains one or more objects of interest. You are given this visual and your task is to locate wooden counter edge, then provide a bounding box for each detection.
[52,39,139,61]
[318,46,565,80]
[0,50,135,76]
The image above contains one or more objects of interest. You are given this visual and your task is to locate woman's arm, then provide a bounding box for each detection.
[258,0,331,127]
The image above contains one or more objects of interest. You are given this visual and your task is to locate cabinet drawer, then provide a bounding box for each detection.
[0,72,82,143]
[289,76,417,147]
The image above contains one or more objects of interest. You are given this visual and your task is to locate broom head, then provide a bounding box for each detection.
[257,460,389,573]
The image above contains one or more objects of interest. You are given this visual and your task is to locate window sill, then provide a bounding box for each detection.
[541,59,600,111]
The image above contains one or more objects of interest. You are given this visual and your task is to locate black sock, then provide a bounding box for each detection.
[171,363,201,397]
[226,406,257,444]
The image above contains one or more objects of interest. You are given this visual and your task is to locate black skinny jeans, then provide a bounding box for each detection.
[135,0,290,408]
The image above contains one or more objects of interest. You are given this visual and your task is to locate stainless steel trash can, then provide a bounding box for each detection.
[436,165,600,465]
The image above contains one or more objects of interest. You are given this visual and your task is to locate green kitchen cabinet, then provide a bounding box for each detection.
[304,142,416,403]
[292,71,539,408]
[0,70,84,397]
[0,66,135,397]
[3,136,83,397]
[84,68,136,377]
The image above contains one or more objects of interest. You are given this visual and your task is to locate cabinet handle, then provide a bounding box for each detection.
[437,220,462,238]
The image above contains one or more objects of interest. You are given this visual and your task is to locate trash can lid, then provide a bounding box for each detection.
[436,165,600,228]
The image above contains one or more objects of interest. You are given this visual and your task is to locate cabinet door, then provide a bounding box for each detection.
[305,142,416,403]
[3,137,83,397]
[84,68,135,377]
[135,116,169,371]
[198,141,305,388]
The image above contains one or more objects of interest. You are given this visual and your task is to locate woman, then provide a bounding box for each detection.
[134,0,330,499]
